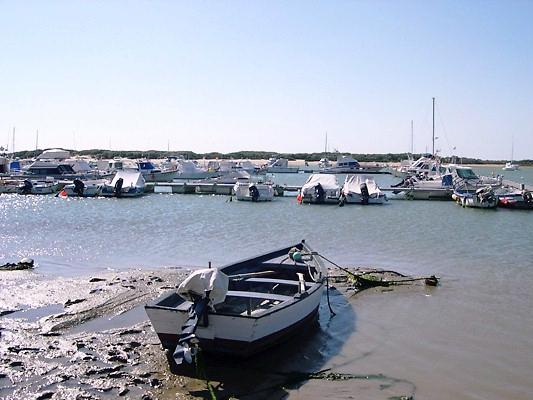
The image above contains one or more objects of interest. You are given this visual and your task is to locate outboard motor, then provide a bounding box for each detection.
[249,185,260,202]
[21,179,33,195]
[360,182,370,204]
[73,179,85,196]
[114,178,124,198]
[314,183,325,203]
[476,186,495,204]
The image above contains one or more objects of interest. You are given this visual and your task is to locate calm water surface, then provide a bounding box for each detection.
[1,166,532,399]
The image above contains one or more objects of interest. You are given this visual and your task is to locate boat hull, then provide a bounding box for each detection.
[452,190,498,209]
[146,288,322,357]
[145,241,327,359]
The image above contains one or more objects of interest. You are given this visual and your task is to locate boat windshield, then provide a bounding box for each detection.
[456,168,478,179]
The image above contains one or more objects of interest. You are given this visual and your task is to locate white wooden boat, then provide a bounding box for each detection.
[452,186,498,209]
[145,240,327,363]
[341,175,387,204]
[99,170,146,198]
[297,173,341,204]
[232,180,275,202]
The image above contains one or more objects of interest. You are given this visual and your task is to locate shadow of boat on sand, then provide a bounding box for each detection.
[166,285,356,399]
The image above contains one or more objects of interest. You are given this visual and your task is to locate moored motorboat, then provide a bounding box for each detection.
[16,178,61,195]
[144,240,328,364]
[60,178,103,197]
[387,154,441,180]
[260,157,299,174]
[297,173,342,204]
[452,186,498,209]
[0,178,20,194]
[341,175,387,204]
[232,179,275,202]
[385,174,454,200]
[317,155,385,174]
[137,160,176,182]
[99,170,146,198]
[495,188,533,210]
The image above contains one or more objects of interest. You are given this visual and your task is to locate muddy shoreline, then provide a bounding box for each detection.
[0,267,425,399]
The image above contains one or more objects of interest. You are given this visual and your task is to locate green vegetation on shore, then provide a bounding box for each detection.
[7,149,533,166]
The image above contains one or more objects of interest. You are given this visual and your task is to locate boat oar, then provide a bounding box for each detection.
[173,294,211,365]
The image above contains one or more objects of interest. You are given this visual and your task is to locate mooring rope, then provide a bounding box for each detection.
[193,346,217,400]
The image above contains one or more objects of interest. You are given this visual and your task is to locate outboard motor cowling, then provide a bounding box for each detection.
[73,179,85,196]
[249,185,260,202]
[360,182,370,204]
[114,178,124,198]
[22,179,33,195]
[314,183,325,203]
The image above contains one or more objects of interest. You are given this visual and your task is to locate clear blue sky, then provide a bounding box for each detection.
[1,0,532,160]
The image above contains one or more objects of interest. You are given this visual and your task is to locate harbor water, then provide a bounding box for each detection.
[1,166,532,399]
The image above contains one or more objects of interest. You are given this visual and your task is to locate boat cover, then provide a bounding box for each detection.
[177,268,229,306]
[110,170,145,187]
[343,175,381,195]
[302,174,340,192]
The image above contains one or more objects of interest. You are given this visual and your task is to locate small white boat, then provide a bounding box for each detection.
[59,179,103,197]
[145,240,327,364]
[445,164,501,191]
[16,178,60,195]
[297,174,341,204]
[387,174,454,200]
[260,157,299,174]
[452,186,498,209]
[495,188,533,210]
[502,161,519,171]
[502,140,519,171]
[0,178,19,194]
[137,160,176,182]
[317,155,386,174]
[232,180,275,202]
[388,154,441,180]
[99,170,146,198]
[173,159,222,180]
[341,175,387,204]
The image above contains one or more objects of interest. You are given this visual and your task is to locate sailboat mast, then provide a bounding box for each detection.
[432,97,435,155]
[410,120,414,154]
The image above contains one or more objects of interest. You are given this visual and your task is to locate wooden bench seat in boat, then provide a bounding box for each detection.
[225,290,292,302]
[244,277,313,288]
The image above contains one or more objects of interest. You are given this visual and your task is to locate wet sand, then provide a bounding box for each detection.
[0,267,428,399]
